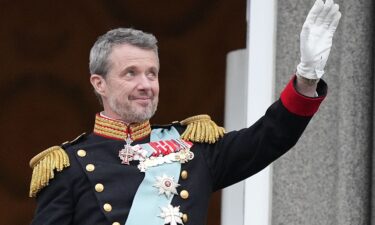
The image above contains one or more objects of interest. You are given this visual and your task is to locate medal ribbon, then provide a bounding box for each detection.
[148,139,193,157]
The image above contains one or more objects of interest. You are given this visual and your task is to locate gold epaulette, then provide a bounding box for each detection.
[180,114,225,144]
[29,146,70,197]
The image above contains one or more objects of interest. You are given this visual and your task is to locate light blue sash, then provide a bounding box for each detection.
[125,127,181,225]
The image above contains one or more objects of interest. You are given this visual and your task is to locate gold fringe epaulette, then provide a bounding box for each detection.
[29,146,70,197]
[180,114,225,144]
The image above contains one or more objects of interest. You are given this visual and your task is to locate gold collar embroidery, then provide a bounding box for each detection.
[93,114,151,141]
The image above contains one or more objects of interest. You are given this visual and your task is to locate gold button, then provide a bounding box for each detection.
[95,183,104,192]
[112,222,120,225]
[77,149,86,157]
[103,203,112,212]
[86,164,95,172]
[182,213,188,223]
[180,190,189,199]
[181,170,188,180]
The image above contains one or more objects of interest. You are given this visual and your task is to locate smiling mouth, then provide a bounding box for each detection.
[131,96,152,100]
[132,97,152,106]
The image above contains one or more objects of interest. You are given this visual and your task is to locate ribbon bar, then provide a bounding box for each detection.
[149,139,193,157]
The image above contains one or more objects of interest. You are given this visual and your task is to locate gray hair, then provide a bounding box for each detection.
[89,28,158,77]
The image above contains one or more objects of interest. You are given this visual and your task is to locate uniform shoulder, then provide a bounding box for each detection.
[60,132,87,150]
[153,114,225,144]
[152,121,183,131]
[28,132,87,197]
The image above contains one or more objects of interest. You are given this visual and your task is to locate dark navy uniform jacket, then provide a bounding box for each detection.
[30,77,327,225]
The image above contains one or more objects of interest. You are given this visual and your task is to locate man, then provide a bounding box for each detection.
[29,0,341,224]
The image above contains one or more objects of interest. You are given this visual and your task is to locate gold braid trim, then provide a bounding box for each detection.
[94,114,152,140]
[130,121,152,140]
[180,114,225,144]
[94,123,126,140]
[29,146,70,197]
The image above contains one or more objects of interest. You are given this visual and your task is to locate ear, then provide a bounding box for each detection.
[90,74,107,96]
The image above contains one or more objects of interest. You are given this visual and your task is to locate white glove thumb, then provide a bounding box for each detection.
[297,0,341,79]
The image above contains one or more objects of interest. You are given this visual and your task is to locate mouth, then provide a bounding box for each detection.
[130,96,153,106]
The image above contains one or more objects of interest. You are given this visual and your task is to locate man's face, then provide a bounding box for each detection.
[100,44,159,123]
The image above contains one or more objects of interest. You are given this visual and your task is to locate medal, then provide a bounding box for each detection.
[118,137,147,165]
[138,148,194,172]
[159,205,183,225]
[153,174,180,198]
[118,138,194,170]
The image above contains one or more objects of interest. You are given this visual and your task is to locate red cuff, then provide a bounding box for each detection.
[280,76,326,117]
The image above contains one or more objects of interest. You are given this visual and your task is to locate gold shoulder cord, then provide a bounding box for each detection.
[180,114,225,144]
[29,146,70,197]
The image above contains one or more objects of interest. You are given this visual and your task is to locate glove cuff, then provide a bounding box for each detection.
[296,72,320,85]
[296,62,324,79]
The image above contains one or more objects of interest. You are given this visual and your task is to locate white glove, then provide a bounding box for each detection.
[297,0,341,79]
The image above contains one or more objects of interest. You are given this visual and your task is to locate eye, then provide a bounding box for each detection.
[147,69,158,80]
[126,70,135,76]
[147,72,158,80]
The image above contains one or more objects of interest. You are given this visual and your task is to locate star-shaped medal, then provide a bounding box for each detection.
[159,205,183,225]
[153,174,180,198]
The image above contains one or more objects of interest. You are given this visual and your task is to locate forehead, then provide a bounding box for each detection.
[108,44,159,68]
